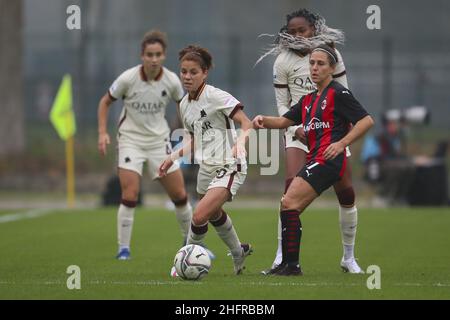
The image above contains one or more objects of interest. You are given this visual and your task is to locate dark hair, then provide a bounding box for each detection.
[287,9,320,27]
[279,9,321,34]
[311,44,338,66]
[178,45,213,71]
[141,30,167,54]
[276,9,336,49]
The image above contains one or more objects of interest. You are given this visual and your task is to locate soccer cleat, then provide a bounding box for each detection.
[260,263,286,275]
[273,263,303,276]
[232,244,253,275]
[170,266,178,278]
[340,257,365,274]
[116,248,131,260]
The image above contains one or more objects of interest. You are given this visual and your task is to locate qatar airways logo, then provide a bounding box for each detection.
[305,117,330,132]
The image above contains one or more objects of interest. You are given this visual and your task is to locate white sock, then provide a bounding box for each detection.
[343,244,354,261]
[174,202,193,240]
[273,216,283,267]
[187,222,207,246]
[211,213,242,257]
[117,204,135,249]
[339,205,358,260]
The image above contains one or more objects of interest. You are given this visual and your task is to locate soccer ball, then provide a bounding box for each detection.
[173,244,211,280]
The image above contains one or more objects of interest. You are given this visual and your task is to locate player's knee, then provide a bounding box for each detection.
[172,193,188,207]
[336,187,355,206]
[209,209,223,222]
[281,195,298,211]
[192,212,208,226]
[121,188,139,202]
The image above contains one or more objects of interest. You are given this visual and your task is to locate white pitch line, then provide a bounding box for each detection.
[0,209,55,224]
[1,280,449,287]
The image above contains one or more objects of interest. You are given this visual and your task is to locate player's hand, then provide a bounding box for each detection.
[252,115,265,129]
[98,132,110,156]
[159,157,174,177]
[294,127,306,144]
[323,141,345,160]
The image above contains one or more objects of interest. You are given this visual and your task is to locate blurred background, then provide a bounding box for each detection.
[1,0,449,208]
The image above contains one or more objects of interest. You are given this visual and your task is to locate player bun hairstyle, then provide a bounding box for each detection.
[141,30,167,54]
[312,44,338,66]
[179,45,213,71]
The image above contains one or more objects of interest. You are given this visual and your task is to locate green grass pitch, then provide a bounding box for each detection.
[0,206,449,299]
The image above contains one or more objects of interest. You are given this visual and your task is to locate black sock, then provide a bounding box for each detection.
[280,210,302,267]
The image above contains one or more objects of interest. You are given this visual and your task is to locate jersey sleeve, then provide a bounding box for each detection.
[282,98,303,125]
[182,117,194,135]
[332,49,348,89]
[179,103,194,134]
[169,73,185,103]
[211,88,243,119]
[335,89,369,124]
[273,56,291,116]
[108,71,129,100]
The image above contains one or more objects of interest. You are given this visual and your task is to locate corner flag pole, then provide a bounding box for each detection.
[49,74,77,208]
[66,133,75,208]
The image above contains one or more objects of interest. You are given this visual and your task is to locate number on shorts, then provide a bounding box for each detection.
[216,168,227,179]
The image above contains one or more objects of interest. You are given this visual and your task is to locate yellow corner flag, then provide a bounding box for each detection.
[50,74,76,140]
[50,74,76,208]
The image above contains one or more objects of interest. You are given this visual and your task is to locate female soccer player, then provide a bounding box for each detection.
[97,30,193,260]
[253,45,374,275]
[159,45,253,275]
[257,9,364,274]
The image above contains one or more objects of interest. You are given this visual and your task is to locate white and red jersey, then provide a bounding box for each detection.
[108,65,184,148]
[179,83,246,169]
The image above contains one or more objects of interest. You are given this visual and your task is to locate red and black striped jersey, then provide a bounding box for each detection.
[283,80,369,166]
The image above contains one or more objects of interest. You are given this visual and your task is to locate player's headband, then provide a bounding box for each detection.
[311,46,338,64]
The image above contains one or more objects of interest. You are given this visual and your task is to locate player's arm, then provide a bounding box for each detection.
[333,49,349,88]
[273,57,291,116]
[97,93,115,156]
[275,87,303,139]
[252,115,295,129]
[324,115,374,160]
[324,90,374,160]
[159,131,193,177]
[173,102,184,129]
[230,108,253,158]
[274,60,304,136]
[171,76,185,129]
[253,100,301,130]
[274,85,291,116]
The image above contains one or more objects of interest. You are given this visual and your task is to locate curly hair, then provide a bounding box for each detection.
[278,8,321,36]
[255,9,344,65]
[178,45,213,71]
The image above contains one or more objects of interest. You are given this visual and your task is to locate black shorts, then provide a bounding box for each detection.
[298,160,342,195]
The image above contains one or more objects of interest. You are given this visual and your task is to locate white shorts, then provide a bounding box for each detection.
[117,141,180,180]
[284,129,352,157]
[196,163,247,201]
[284,130,309,152]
